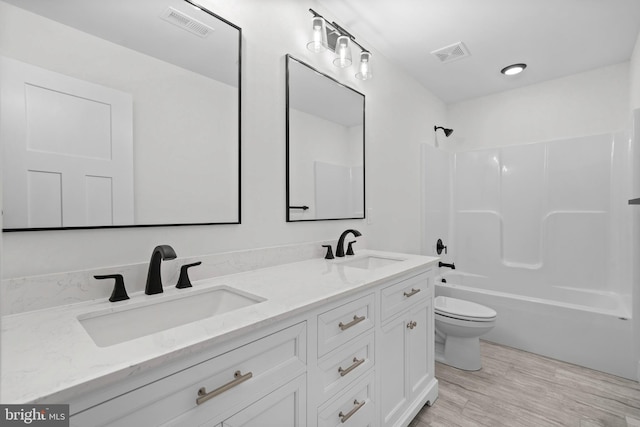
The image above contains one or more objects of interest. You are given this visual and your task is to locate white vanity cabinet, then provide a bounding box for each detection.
[378,271,437,427]
[220,374,307,427]
[70,322,307,427]
[317,371,376,427]
[58,257,437,427]
[312,294,376,426]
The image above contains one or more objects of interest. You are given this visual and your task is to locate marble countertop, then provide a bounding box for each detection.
[1,250,438,404]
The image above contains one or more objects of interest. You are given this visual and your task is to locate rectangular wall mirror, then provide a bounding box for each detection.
[0,0,241,230]
[286,55,365,222]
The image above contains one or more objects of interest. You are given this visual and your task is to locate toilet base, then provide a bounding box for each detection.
[435,336,482,371]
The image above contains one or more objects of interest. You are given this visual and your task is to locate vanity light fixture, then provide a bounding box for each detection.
[307,16,328,53]
[501,63,527,76]
[333,35,353,68]
[307,8,373,80]
[355,51,373,81]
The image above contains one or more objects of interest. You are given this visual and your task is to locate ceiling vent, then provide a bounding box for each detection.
[431,42,470,63]
[161,7,214,38]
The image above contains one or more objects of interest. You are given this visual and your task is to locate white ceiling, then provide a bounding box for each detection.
[316,0,640,104]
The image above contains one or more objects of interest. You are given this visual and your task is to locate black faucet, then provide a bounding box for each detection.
[145,245,177,295]
[336,229,362,257]
[438,261,455,270]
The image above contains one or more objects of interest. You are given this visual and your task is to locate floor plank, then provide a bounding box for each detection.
[414,341,640,427]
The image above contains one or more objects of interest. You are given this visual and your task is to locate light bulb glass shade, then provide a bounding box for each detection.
[333,35,352,68]
[355,51,373,80]
[307,17,328,53]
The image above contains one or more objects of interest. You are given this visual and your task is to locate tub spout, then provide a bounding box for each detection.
[439,261,456,270]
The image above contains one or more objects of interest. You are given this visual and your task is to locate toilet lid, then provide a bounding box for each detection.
[435,296,497,321]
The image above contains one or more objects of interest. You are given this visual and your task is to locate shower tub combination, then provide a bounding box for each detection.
[435,271,633,379]
[423,132,636,379]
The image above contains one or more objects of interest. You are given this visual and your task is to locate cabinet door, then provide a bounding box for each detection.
[378,315,409,427]
[222,375,306,427]
[407,302,432,397]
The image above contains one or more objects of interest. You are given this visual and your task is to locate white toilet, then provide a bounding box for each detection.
[434,296,497,371]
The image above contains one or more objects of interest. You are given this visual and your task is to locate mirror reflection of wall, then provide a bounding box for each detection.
[286,55,365,222]
[0,0,241,230]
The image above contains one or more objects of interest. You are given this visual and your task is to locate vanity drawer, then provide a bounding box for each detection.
[317,293,375,357]
[380,271,431,321]
[317,370,375,427]
[71,322,306,427]
[317,331,374,404]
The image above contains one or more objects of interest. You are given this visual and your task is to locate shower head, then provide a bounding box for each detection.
[434,126,453,137]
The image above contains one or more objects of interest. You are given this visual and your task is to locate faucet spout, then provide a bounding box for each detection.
[145,245,177,295]
[336,229,362,257]
[438,261,456,270]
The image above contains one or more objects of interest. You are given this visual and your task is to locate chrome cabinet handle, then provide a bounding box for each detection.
[338,357,365,377]
[339,399,365,423]
[403,288,421,298]
[196,370,253,405]
[339,314,365,331]
[407,320,417,329]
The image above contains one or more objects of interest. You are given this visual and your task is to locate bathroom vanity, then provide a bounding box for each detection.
[1,250,438,426]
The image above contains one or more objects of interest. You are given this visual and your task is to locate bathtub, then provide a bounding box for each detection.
[435,271,635,380]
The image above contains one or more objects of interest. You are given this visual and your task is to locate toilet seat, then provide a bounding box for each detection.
[435,296,496,322]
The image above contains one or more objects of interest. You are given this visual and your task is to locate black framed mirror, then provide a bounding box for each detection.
[286,55,365,222]
[0,0,241,230]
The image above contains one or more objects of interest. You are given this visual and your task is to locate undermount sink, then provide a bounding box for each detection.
[339,255,404,270]
[78,286,265,347]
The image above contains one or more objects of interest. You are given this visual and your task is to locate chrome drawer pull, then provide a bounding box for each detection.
[196,370,253,405]
[339,314,365,331]
[338,357,365,377]
[407,320,417,330]
[339,399,365,423]
[403,288,421,298]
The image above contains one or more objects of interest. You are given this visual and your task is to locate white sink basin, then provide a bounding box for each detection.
[78,286,265,347]
[339,255,404,270]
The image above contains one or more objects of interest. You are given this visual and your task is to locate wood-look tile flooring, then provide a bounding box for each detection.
[411,341,640,427]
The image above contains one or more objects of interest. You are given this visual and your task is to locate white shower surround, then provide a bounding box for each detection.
[422,130,635,379]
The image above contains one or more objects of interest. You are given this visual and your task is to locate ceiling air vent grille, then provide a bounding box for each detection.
[431,42,470,63]
[161,7,214,38]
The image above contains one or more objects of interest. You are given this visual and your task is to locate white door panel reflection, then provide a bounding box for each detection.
[1,56,134,228]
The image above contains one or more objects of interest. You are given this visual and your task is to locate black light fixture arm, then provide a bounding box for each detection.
[308,8,370,55]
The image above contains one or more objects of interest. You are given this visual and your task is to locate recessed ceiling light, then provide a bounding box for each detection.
[501,63,527,76]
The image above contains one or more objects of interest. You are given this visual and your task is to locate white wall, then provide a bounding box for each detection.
[629,31,640,379]
[1,0,446,279]
[631,32,640,110]
[448,62,630,150]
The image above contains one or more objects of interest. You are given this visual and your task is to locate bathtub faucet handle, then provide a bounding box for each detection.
[436,239,447,255]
